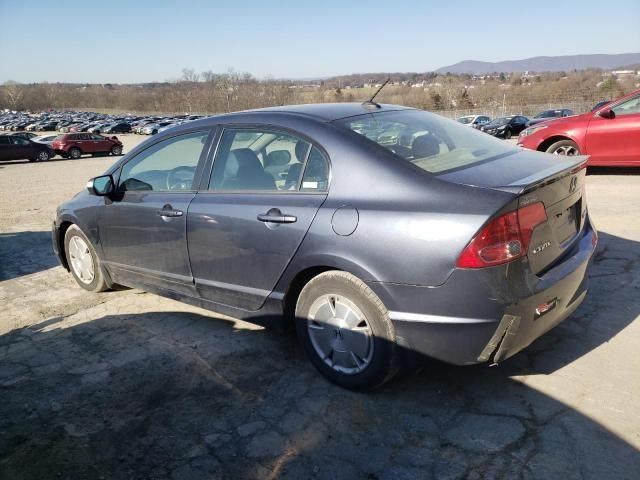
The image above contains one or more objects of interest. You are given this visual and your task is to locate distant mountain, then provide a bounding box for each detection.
[435,53,640,74]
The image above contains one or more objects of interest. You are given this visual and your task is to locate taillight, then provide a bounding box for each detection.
[456,202,547,268]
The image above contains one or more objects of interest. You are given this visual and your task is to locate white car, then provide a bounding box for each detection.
[32,134,59,145]
[457,115,491,129]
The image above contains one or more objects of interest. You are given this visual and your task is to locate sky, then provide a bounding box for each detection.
[1,0,639,84]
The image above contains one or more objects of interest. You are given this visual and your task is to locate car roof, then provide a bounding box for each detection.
[226,102,416,122]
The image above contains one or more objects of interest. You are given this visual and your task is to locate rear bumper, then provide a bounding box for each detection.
[368,220,597,365]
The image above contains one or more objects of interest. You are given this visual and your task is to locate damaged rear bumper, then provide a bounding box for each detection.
[370,219,596,365]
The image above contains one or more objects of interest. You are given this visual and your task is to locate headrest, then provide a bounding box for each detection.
[225,148,262,177]
[412,134,440,158]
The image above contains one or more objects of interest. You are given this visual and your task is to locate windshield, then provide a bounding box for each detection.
[535,110,561,118]
[488,116,511,126]
[457,116,473,124]
[335,110,517,175]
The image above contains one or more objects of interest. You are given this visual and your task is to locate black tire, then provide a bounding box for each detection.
[69,147,82,159]
[111,145,123,156]
[36,150,50,162]
[64,225,109,292]
[503,129,512,140]
[545,139,581,156]
[295,271,398,390]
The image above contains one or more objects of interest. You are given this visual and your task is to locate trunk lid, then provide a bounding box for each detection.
[439,149,588,274]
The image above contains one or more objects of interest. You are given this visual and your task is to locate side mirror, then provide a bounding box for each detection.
[87,174,114,196]
[599,108,615,119]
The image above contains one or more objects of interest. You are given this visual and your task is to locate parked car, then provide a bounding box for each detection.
[518,89,640,165]
[53,103,596,389]
[32,134,59,145]
[528,109,575,126]
[480,115,529,138]
[457,115,491,129]
[51,133,123,159]
[103,122,132,134]
[37,121,59,131]
[141,121,173,135]
[88,124,110,134]
[3,131,39,139]
[0,135,54,162]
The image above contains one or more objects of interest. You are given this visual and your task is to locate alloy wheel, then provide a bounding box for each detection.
[552,145,579,156]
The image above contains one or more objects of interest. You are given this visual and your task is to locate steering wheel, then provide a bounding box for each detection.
[166,166,195,190]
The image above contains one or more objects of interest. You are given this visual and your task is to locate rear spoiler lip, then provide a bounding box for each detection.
[497,155,589,194]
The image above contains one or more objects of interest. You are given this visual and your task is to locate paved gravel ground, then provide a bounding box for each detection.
[1,134,639,479]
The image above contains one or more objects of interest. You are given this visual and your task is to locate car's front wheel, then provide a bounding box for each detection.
[36,150,50,162]
[64,225,109,292]
[111,145,123,155]
[503,128,512,140]
[546,139,580,156]
[295,271,398,390]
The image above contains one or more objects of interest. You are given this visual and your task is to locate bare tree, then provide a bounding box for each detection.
[4,82,24,110]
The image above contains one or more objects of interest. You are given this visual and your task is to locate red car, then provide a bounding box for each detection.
[52,133,123,159]
[518,89,640,166]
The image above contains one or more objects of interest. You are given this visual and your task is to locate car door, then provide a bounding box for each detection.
[98,129,214,295]
[90,133,109,153]
[0,136,14,160]
[187,127,330,310]
[10,136,33,159]
[511,116,527,134]
[585,93,640,164]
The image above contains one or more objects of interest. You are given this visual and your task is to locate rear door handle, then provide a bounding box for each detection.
[157,205,183,217]
[257,208,297,224]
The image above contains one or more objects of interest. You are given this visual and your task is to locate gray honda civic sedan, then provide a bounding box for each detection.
[52,103,597,389]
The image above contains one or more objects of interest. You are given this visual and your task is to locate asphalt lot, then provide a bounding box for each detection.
[1,133,639,479]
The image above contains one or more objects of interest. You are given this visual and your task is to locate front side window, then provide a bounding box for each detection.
[11,137,29,145]
[118,131,209,192]
[612,95,640,116]
[336,110,517,175]
[209,128,329,192]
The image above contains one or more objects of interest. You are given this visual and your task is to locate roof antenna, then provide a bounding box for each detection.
[362,77,390,109]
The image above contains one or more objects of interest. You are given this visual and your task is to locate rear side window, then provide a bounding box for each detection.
[301,147,329,192]
[336,110,517,174]
[209,128,329,192]
[0,136,10,145]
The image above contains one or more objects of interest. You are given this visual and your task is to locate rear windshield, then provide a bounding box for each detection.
[335,110,517,174]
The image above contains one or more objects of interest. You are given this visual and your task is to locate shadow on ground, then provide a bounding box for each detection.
[587,166,640,176]
[0,231,59,281]
[0,232,638,479]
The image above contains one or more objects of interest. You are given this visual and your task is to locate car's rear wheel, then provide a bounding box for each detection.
[36,150,50,162]
[546,139,580,156]
[295,271,398,390]
[69,147,82,159]
[111,145,123,155]
[64,225,109,292]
